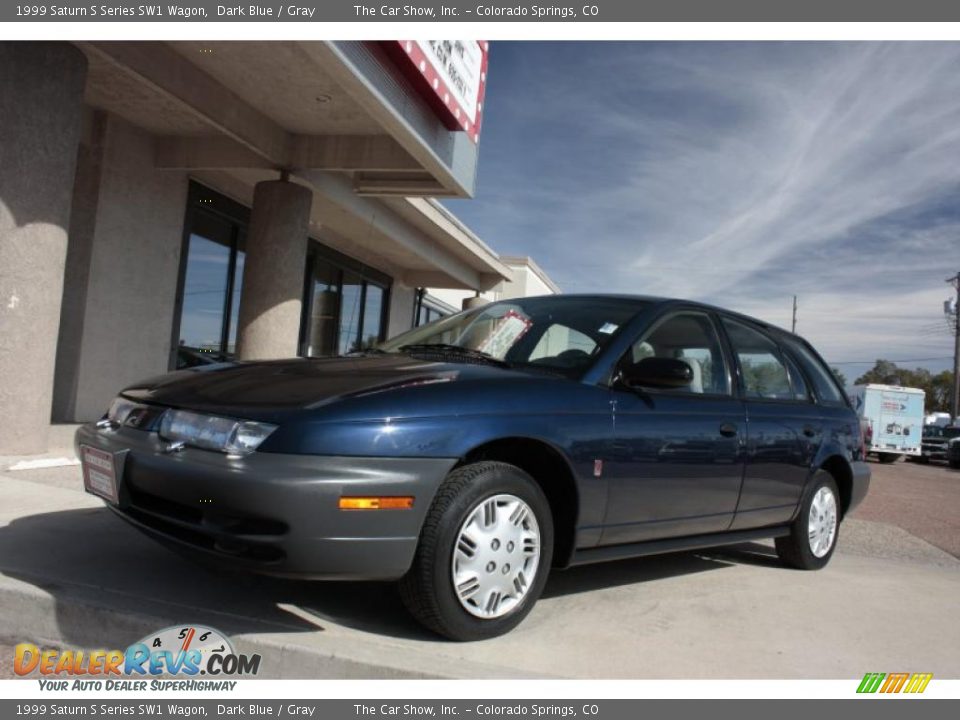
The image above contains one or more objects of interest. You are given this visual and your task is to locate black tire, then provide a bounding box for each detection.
[876,453,900,464]
[776,471,840,570]
[399,461,554,641]
[949,458,960,470]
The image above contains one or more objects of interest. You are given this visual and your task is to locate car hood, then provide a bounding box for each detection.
[119,355,516,421]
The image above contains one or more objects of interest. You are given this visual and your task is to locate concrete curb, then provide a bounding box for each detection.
[0,572,536,679]
[0,472,544,680]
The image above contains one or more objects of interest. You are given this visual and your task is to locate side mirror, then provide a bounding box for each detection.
[619,357,693,390]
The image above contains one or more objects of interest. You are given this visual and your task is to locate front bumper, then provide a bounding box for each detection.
[848,460,871,514]
[76,423,457,580]
[948,444,960,464]
[921,443,947,460]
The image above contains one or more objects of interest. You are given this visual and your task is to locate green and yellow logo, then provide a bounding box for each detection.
[857,672,933,694]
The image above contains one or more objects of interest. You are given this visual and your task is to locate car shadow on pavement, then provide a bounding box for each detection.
[0,507,433,645]
[707,541,785,568]
[0,507,782,645]
[543,550,739,599]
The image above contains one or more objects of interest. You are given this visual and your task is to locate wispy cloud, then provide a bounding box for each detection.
[445,42,960,376]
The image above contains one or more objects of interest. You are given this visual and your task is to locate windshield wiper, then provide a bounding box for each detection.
[398,343,511,368]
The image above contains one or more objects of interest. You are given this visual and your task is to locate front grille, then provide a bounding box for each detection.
[124,486,287,563]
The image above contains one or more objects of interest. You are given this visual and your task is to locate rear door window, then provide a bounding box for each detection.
[722,320,793,400]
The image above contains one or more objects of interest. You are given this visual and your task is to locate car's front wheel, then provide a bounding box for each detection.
[775,471,840,570]
[399,461,553,641]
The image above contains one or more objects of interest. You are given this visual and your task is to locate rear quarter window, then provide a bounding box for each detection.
[782,337,846,405]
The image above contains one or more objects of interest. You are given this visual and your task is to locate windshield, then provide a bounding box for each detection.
[378,296,648,377]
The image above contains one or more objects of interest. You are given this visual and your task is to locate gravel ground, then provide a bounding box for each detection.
[851,458,960,558]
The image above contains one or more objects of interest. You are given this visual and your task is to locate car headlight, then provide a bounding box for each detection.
[158,409,277,455]
[107,397,139,426]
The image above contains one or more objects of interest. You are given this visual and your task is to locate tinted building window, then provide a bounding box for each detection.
[362,285,386,350]
[301,244,390,357]
[302,261,340,357]
[415,295,451,327]
[338,271,364,355]
[172,185,248,369]
[176,185,391,364]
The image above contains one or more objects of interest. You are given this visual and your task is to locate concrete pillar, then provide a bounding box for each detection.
[387,283,417,338]
[462,295,489,310]
[0,43,87,454]
[236,180,312,360]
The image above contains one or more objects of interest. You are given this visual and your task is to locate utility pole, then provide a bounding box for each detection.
[949,272,960,422]
[791,295,797,333]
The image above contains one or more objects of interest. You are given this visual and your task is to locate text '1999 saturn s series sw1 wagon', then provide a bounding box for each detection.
[77,295,870,640]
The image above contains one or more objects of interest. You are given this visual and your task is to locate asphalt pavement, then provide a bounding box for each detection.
[0,454,957,679]
[852,456,960,558]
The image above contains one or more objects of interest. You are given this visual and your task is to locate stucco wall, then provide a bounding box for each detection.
[502,265,555,299]
[54,114,188,421]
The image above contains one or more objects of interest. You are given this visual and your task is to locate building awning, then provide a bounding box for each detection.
[77,40,509,290]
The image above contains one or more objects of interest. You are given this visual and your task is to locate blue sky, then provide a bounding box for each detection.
[443,42,960,383]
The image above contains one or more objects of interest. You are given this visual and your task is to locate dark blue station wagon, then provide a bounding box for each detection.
[77,295,870,640]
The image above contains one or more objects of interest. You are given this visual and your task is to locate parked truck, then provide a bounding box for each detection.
[848,384,925,463]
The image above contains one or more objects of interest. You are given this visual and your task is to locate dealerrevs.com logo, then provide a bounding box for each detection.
[15,625,260,691]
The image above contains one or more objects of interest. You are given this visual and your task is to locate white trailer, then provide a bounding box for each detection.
[848,384,925,463]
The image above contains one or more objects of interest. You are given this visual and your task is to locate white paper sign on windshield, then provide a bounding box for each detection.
[478,310,533,358]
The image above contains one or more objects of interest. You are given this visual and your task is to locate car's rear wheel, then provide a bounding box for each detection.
[775,471,840,570]
[399,461,553,641]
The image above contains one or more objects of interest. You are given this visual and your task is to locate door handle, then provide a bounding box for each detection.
[803,425,818,438]
[719,422,738,437]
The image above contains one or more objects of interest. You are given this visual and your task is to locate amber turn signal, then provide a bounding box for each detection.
[338,496,414,510]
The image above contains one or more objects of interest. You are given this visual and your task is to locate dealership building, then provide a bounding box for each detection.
[0,41,554,455]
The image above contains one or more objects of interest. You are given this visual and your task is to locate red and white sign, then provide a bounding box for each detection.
[386,40,489,143]
[80,444,119,504]
[478,310,533,358]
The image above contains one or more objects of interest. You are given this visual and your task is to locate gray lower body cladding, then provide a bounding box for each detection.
[75,424,457,580]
